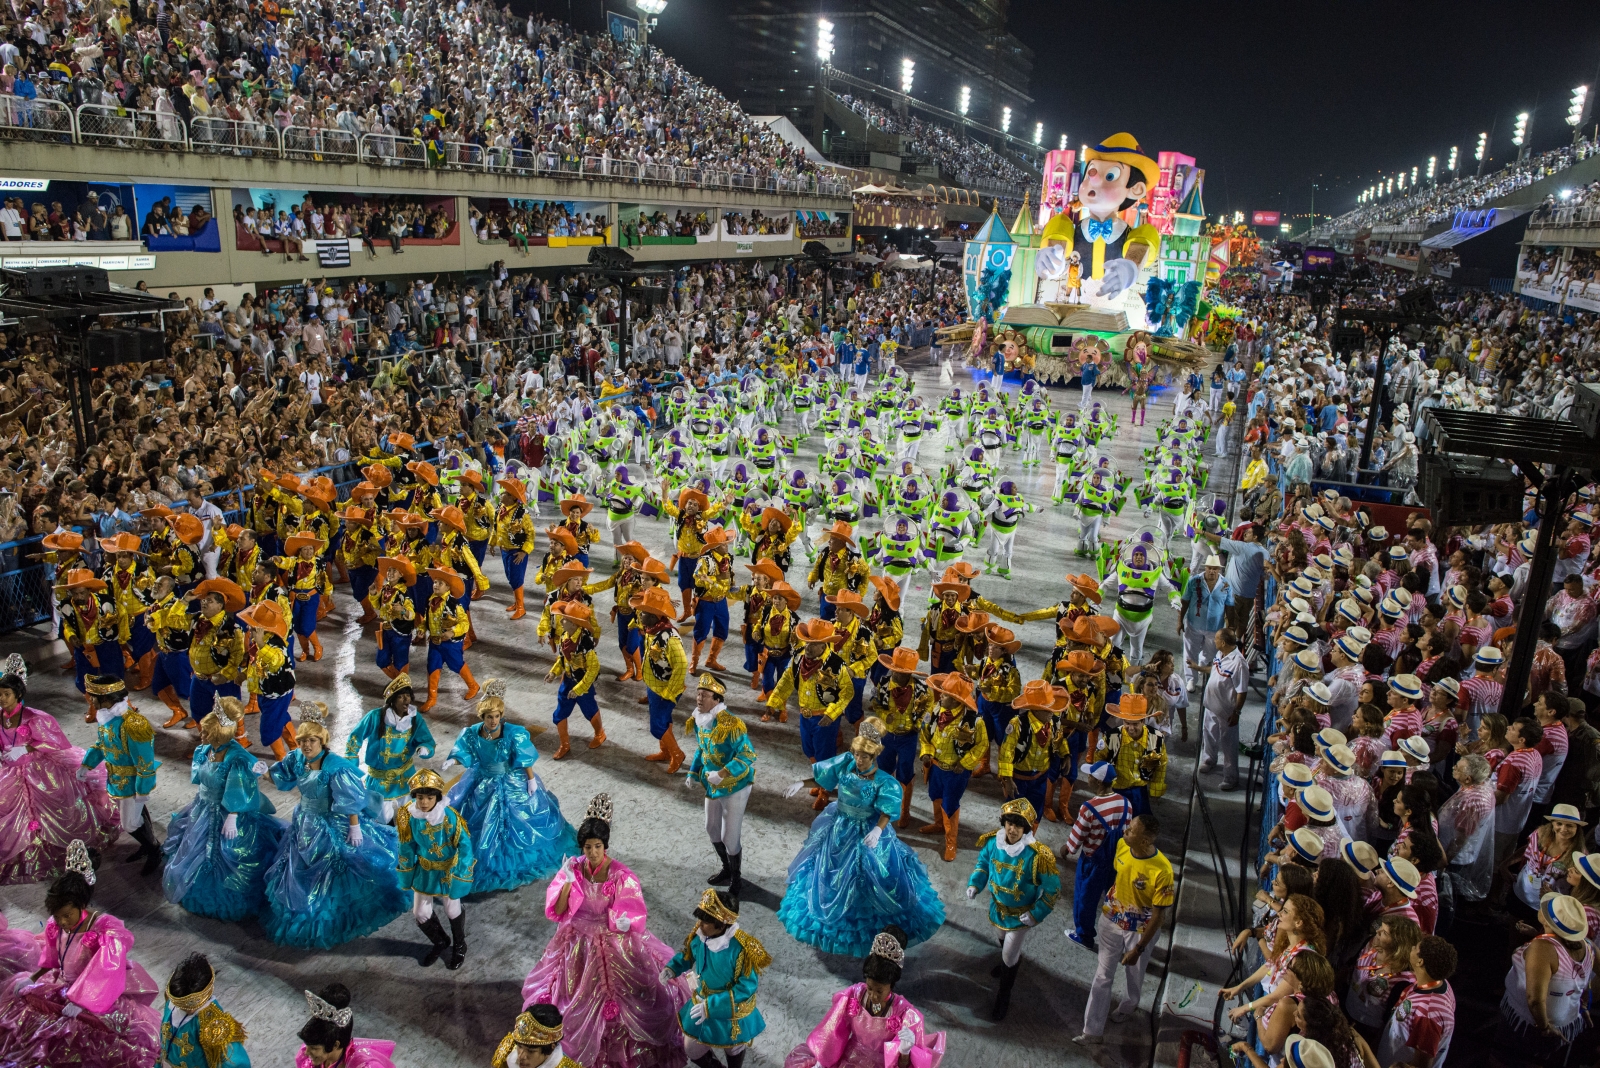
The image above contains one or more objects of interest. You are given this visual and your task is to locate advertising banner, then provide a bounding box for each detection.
[1251,210,1281,226]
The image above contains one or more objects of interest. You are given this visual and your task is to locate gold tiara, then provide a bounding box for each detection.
[1000,797,1037,825]
[696,887,739,926]
[512,1011,563,1047]
[167,975,216,1016]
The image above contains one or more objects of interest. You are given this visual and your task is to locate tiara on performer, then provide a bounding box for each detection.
[292,699,330,728]
[868,932,905,966]
[214,696,244,733]
[512,1011,564,1047]
[304,989,353,1027]
[585,793,613,824]
[481,677,507,700]
[66,839,95,885]
[3,654,26,680]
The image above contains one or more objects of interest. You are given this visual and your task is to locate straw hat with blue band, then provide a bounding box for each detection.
[1281,762,1316,790]
[1398,736,1431,764]
[1305,682,1333,706]
[1575,853,1600,890]
[1341,837,1379,875]
[1540,892,1589,941]
[1315,728,1347,752]
[1322,743,1356,775]
[1475,646,1505,669]
[1288,828,1324,863]
[1290,649,1323,674]
[1388,674,1424,701]
[1334,632,1369,661]
[1282,625,1311,648]
[1334,600,1363,625]
[1284,1035,1336,1068]
[1381,856,1421,899]
[1298,785,1335,822]
[1379,750,1407,769]
[1547,803,1588,826]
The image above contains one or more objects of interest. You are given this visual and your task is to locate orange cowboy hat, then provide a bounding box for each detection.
[629,585,677,618]
[377,556,418,587]
[868,574,902,613]
[224,523,244,541]
[931,580,971,601]
[795,618,839,644]
[826,589,871,618]
[877,646,925,675]
[547,562,593,589]
[275,473,304,493]
[638,558,671,583]
[363,464,394,488]
[195,577,247,613]
[300,476,337,509]
[617,541,652,565]
[943,562,980,584]
[821,520,855,546]
[955,610,992,634]
[98,531,145,555]
[433,505,468,535]
[458,470,485,492]
[928,672,978,711]
[677,486,710,513]
[351,481,379,501]
[1109,693,1151,720]
[744,558,784,583]
[700,525,735,550]
[498,477,529,503]
[1063,617,1102,646]
[168,513,204,546]
[41,531,84,553]
[1013,679,1069,712]
[388,432,416,451]
[1058,649,1104,677]
[1089,615,1122,638]
[337,504,374,525]
[426,566,466,599]
[984,623,1021,654]
[559,495,594,518]
[1066,573,1104,605]
[238,599,290,640]
[758,507,793,534]
[769,581,802,611]
[284,532,326,555]
[388,510,430,532]
[143,504,175,522]
[55,567,108,594]
[550,600,594,625]
[547,528,579,555]
[406,460,440,486]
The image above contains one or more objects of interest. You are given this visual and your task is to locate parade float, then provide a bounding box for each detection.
[945,132,1225,385]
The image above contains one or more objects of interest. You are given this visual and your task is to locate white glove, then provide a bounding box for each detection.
[381,798,399,822]
[221,813,239,840]
[75,766,88,781]
[525,777,538,797]
[251,760,269,776]
[1036,244,1066,280]
[347,822,363,848]
[614,913,632,933]
[965,885,977,901]
[1019,912,1037,927]
[441,758,459,772]
[3,745,25,761]
[706,769,724,786]
[658,966,676,987]
[61,1002,82,1018]
[1095,258,1139,300]
[782,779,807,799]
[863,825,883,850]
[897,1026,915,1055]
[688,999,709,1024]
[414,747,433,760]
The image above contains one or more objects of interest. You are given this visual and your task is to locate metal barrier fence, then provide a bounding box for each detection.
[0,96,75,142]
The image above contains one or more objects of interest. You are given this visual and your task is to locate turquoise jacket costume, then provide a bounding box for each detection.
[686,710,757,799]
[446,722,576,892]
[967,831,1062,930]
[346,707,437,799]
[161,740,283,922]
[776,752,945,956]
[667,925,771,1048]
[82,703,159,797]
[395,802,476,899]
[159,999,250,1068]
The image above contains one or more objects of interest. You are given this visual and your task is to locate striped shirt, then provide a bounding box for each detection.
[1459,674,1503,719]
[1378,981,1455,1068]
[1383,706,1423,748]
[1063,793,1131,857]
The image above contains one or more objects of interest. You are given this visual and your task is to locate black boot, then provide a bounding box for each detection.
[417,915,450,967]
[131,811,161,875]
[727,851,742,899]
[447,912,466,970]
[709,842,732,885]
[690,1055,724,1068]
[991,961,1019,1021]
[725,1050,745,1068]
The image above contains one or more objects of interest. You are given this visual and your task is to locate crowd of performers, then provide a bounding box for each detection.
[0,352,1226,1065]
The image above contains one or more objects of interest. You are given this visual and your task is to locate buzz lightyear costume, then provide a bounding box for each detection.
[929,491,976,564]
[1099,535,1180,664]
[984,481,1037,579]
[1069,468,1118,556]
[870,517,928,599]
[897,398,934,463]
[1019,399,1053,467]
[1149,467,1195,552]
[604,465,647,548]
[781,470,819,561]
[941,389,969,451]
[793,374,818,436]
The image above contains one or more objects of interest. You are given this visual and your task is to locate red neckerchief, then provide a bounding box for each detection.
[891,682,914,711]
[939,605,959,628]
[116,567,134,590]
[797,655,822,680]
[296,560,314,581]
[982,657,1010,681]
[193,611,220,642]
[81,599,98,624]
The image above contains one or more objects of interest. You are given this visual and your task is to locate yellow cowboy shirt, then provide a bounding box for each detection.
[190,610,246,682]
[1096,726,1169,796]
[424,595,470,641]
[867,675,935,736]
[806,545,867,597]
[641,625,688,701]
[460,494,495,541]
[147,594,193,653]
[977,657,1023,704]
[767,654,852,721]
[660,499,727,557]
[1000,711,1064,777]
[492,502,538,555]
[919,712,987,771]
[694,551,734,602]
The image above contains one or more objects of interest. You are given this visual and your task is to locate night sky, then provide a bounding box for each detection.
[541,0,1600,223]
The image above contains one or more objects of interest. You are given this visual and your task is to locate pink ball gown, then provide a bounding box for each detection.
[0,704,120,884]
[297,1038,397,1066]
[784,984,946,1068]
[0,913,39,976]
[522,856,690,1068]
[0,909,161,1068]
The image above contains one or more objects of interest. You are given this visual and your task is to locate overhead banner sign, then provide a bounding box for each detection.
[1251,210,1281,226]
[0,178,49,191]
[851,202,942,230]
[607,11,638,44]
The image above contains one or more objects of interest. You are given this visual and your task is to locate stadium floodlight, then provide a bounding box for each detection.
[1233,211,1244,224]
[1569,86,1589,127]
[1397,171,1405,190]
[1281,223,1292,232]
[1427,156,1436,180]
[1447,146,1458,172]
[1059,133,1067,150]
[1001,106,1012,132]
[1410,165,1418,185]
[1387,177,1394,194]
[1561,188,1573,200]
[900,58,915,95]
[1512,112,1529,146]
[1475,132,1488,160]
[634,0,667,13]
[816,19,835,64]
[1033,122,1043,146]
[958,85,970,116]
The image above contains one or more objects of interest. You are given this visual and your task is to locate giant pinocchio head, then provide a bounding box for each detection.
[1080,133,1159,216]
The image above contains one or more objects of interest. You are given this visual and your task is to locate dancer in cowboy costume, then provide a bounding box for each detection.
[374,556,417,679]
[633,585,690,772]
[493,476,539,621]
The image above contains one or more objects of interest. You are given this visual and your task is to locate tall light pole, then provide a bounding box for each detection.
[1570,85,1591,144]
[1447,146,1458,179]
[1475,131,1488,176]
[1512,111,1531,161]
[630,0,665,47]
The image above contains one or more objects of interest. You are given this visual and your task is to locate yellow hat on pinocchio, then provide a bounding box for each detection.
[697,673,726,697]
[1084,132,1158,191]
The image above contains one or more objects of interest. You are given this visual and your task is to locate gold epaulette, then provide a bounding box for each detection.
[121,710,155,744]
[1030,840,1059,877]
[196,1003,247,1068]
[733,929,772,975]
[976,829,999,847]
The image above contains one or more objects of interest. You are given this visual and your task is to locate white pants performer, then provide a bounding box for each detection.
[1021,432,1043,465]
[1081,383,1094,408]
[898,436,922,463]
[118,795,150,832]
[1078,514,1102,555]
[611,516,635,548]
[1000,927,1029,967]
[1115,609,1153,664]
[1213,423,1229,457]
[412,891,463,922]
[1182,626,1217,687]
[706,784,752,854]
[201,548,221,580]
[986,528,1017,574]
[1200,704,1241,784]
[1082,911,1158,1036]
[798,408,816,435]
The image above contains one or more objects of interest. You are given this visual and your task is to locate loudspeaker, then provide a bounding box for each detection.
[633,285,669,307]
[803,240,832,262]
[1419,453,1523,524]
[1,265,110,299]
[1330,326,1365,356]
[1571,382,1600,438]
[83,327,165,369]
[587,246,635,271]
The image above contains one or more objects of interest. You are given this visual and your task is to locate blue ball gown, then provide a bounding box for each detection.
[777,752,945,956]
[445,721,577,894]
[161,739,284,921]
[261,749,409,948]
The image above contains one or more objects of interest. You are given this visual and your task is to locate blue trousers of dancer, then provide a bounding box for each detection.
[349,565,377,604]
[876,730,919,784]
[503,551,529,590]
[73,641,125,693]
[258,692,293,745]
[676,556,697,593]
[819,598,837,621]
[762,651,791,693]
[469,539,489,567]
[799,713,840,761]
[189,678,240,725]
[151,650,193,699]
[844,675,867,723]
[693,598,730,642]
[978,696,1015,755]
[1011,773,1048,820]
[647,690,676,739]
[927,765,971,816]
[618,612,642,656]
[376,628,411,673]
[1072,806,1125,948]
[554,680,599,722]
[427,638,465,674]
[292,593,319,638]
[1118,784,1152,817]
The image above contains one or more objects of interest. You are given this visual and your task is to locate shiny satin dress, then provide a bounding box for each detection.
[297,1037,398,1066]
[522,858,690,1068]
[446,722,576,893]
[0,704,119,884]
[0,909,161,1068]
[784,984,947,1068]
[0,913,38,977]
[161,740,285,921]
